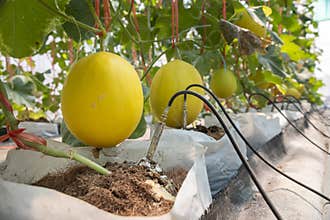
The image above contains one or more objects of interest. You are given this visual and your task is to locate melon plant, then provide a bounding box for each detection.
[0,0,323,145]
[210,69,237,99]
[61,52,143,147]
[150,60,203,128]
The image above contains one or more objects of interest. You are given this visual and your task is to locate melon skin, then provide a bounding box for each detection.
[210,69,237,99]
[61,52,143,147]
[150,60,204,128]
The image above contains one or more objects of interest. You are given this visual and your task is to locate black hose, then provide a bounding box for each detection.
[185,84,330,202]
[169,90,283,220]
[311,103,330,120]
[282,95,330,127]
[249,93,330,156]
[281,96,330,138]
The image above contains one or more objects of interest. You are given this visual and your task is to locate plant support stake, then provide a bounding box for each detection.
[146,107,169,161]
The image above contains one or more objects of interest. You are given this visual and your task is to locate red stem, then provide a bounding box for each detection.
[68,39,74,64]
[222,48,226,60]
[103,0,112,32]
[94,0,104,37]
[0,92,13,113]
[222,0,226,20]
[132,45,138,64]
[157,0,162,8]
[28,57,34,72]
[131,0,140,33]
[51,41,56,70]
[278,7,283,34]
[0,98,46,150]
[222,0,227,59]
[130,0,151,86]
[94,0,100,30]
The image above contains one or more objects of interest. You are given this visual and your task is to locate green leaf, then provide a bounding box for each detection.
[280,34,308,62]
[258,45,287,77]
[25,72,50,93]
[154,14,171,40]
[247,53,259,75]
[5,75,36,108]
[282,15,301,33]
[193,50,222,75]
[129,114,147,139]
[232,2,267,38]
[0,0,69,58]
[262,6,272,17]
[220,19,264,55]
[263,71,282,85]
[0,110,5,127]
[308,77,324,92]
[62,0,95,42]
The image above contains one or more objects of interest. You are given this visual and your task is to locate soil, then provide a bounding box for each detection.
[192,125,225,140]
[34,162,187,216]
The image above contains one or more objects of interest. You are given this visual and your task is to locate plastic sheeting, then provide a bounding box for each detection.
[165,129,247,197]
[0,109,306,219]
[203,110,330,220]
[18,122,60,138]
[0,130,212,220]
[205,110,303,155]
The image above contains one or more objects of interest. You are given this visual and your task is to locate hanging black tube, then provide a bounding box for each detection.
[281,96,330,138]
[168,90,283,220]
[311,103,330,120]
[249,93,330,155]
[283,95,330,127]
[185,84,330,202]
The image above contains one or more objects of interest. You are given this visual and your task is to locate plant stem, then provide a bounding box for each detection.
[36,0,101,33]
[140,49,169,81]
[86,0,107,38]
[108,1,139,44]
[0,81,18,130]
[23,140,110,175]
[140,39,205,82]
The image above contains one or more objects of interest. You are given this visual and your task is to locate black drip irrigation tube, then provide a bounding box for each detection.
[248,93,330,156]
[280,96,330,138]
[184,85,330,202]
[168,90,283,220]
[310,103,330,120]
[260,95,330,126]
[278,94,330,127]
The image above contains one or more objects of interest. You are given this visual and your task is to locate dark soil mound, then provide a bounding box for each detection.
[35,162,187,216]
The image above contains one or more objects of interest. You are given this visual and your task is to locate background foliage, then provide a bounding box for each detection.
[0,0,324,131]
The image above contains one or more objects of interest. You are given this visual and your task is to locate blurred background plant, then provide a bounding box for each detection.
[0,0,325,130]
